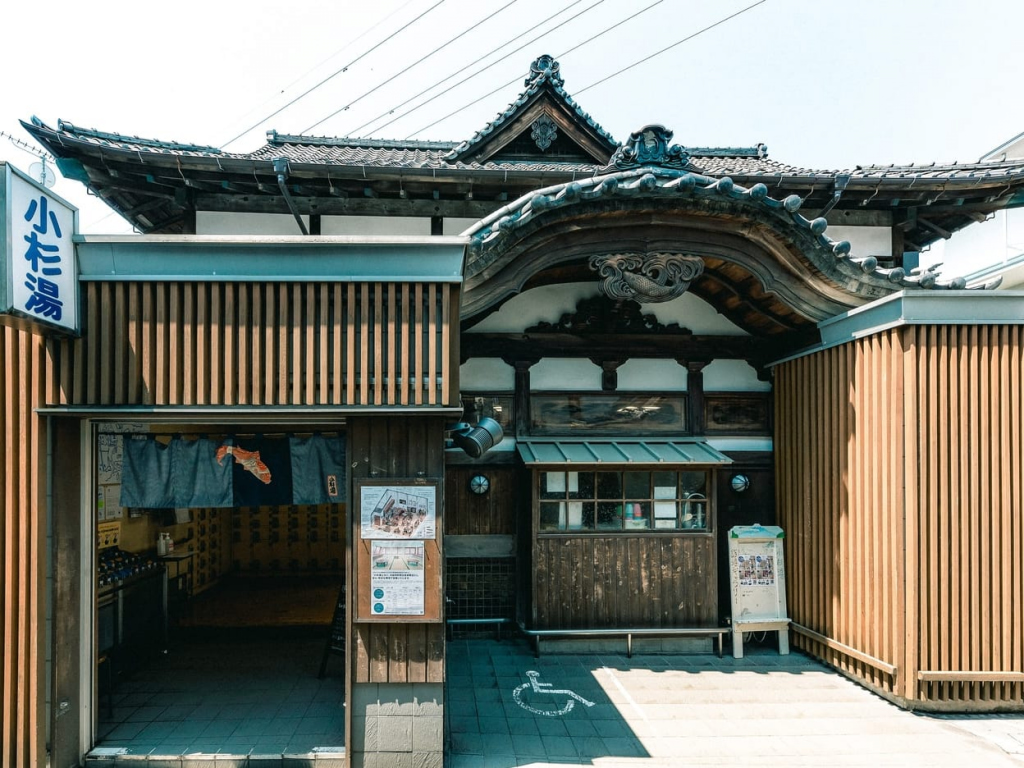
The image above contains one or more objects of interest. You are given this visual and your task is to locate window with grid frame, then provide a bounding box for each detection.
[537,469,710,533]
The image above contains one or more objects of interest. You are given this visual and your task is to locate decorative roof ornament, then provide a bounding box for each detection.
[612,125,691,170]
[526,295,693,334]
[530,115,558,151]
[527,55,563,87]
[444,55,617,164]
[590,252,705,303]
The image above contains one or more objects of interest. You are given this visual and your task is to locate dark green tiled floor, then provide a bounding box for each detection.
[94,628,344,757]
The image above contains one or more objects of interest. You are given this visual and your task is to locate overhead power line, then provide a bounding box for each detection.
[302,0,521,135]
[339,0,589,138]
[358,0,602,139]
[574,0,768,96]
[222,0,419,139]
[404,0,666,139]
[220,0,447,149]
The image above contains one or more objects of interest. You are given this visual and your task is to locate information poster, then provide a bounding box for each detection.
[369,541,425,615]
[736,553,775,586]
[360,485,436,540]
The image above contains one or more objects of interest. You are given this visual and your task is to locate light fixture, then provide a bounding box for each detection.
[469,475,490,495]
[730,474,750,493]
[447,417,504,459]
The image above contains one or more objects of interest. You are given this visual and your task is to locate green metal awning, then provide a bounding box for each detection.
[516,439,733,465]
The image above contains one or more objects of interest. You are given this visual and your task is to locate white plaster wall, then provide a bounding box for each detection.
[531,358,602,390]
[827,225,892,259]
[703,359,769,391]
[466,282,747,335]
[196,212,309,235]
[443,217,481,236]
[616,359,687,391]
[932,209,1024,279]
[648,292,748,335]
[459,358,514,390]
[321,215,429,236]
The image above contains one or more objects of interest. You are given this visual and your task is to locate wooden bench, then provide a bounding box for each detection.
[516,624,728,658]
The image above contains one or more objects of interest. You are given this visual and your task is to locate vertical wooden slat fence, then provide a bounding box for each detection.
[777,324,1024,711]
[48,281,457,407]
[1,327,48,767]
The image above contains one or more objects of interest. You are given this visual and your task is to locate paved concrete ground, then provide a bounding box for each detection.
[446,638,1024,768]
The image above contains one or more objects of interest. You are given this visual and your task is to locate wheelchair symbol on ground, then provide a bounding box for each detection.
[512,670,596,716]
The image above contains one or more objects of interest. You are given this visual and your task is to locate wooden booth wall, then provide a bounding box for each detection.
[50,280,457,407]
[348,416,446,685]
[0,328,47,767]
[904,325,1023,709]
[1,279,459,766]
[776,325,1024,711]
[532,535,717,629]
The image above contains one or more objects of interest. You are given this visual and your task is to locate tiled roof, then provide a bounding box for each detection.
[445,54,618,162]
[28,118,1024,184]
[463,167,998,292]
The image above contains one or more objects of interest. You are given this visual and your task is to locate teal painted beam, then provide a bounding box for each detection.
[75,236,466,282]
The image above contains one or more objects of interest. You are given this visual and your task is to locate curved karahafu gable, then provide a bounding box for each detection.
[461,166,995,334]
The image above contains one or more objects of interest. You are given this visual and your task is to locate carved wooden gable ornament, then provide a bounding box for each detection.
[445,55,618,165]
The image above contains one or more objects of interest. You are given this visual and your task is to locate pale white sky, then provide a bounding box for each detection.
[2,0,1023,269]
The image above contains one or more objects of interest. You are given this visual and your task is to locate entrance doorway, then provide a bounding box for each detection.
[88,426,348,759]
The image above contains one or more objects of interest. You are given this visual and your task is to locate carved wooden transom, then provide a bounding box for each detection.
[590,252,705,303]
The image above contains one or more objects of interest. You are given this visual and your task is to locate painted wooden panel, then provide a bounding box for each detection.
[348,416,447,685]
[50,281,458,407]
[531,535,716,629]
[776,325,1024,711]
[0,327,48,767]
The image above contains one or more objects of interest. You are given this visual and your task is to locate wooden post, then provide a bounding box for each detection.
[681,360,708,434]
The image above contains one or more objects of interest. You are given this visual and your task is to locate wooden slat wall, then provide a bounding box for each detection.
[775,330,905,697]
[0,327,48,766]
[777,324,1024,711]
[532,536,716,629]
[349,416,446,685]
[52,281,457,407]
[907,325,1024,708]
[444,467,518,536]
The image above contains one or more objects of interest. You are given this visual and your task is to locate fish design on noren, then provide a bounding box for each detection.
[215,444,272,484]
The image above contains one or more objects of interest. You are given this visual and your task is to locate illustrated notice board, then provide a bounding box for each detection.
[354,479,442,622]
[728,524,789,623]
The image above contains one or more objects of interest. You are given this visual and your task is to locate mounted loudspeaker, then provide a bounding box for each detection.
[449,418,504,459]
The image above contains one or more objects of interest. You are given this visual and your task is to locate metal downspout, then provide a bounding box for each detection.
[272,157,309,235]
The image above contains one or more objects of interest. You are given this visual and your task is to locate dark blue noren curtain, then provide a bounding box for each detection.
[120,436,175,508]
[118,434,347,508]
[290,435,346,504]
[121,436,233,508]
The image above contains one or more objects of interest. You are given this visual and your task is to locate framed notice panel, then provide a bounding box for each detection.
[354,479,442,622]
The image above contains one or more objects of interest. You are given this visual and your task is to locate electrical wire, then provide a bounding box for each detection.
[382,0,609,139]
[404,0,666,139]
[574,0,767,96]
[220,0,448,149]
[342,0,592,138]
[302,0,521,135]
[223,0,419,135]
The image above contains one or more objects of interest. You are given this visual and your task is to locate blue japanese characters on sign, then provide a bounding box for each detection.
[2,162,78,335]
